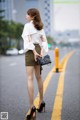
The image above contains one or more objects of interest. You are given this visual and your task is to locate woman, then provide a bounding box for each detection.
[21,8,48,120]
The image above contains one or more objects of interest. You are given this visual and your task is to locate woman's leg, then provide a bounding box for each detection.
[34,65,43,105]
[26,66,34,109]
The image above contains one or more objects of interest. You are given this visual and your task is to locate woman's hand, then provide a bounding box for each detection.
[40,48,44,58]
[33,49,41,61]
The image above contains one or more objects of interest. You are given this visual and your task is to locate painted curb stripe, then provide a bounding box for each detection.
[51,51,74,120]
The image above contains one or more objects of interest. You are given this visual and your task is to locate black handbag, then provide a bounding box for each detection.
[37,54,51,66]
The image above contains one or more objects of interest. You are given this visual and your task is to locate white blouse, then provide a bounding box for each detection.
[21,21,48,53]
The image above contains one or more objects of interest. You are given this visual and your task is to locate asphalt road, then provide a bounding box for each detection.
[0,48,80,120]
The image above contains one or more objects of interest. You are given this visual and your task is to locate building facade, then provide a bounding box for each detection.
[0,0,54,36]
[0,0,15,21]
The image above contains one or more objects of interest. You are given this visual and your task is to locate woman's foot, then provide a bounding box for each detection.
[37,101,46,113]
[26,106,36,120]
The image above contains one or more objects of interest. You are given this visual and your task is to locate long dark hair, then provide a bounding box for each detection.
[27,8,43,30]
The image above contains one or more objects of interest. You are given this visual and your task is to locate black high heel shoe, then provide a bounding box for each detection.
[26,106,36,120]
[37,101,46,113]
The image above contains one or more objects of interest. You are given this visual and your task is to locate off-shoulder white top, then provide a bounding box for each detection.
[21,21,48,53]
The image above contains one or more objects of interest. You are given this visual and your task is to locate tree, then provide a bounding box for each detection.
[47,36,56,44]
[0,9,5,20]
[0,20,9,54]
[14,22,24,49]
[0,20,24,54]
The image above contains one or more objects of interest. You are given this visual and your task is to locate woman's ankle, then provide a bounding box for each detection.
[29,104,33,109]
[39,99,43,105]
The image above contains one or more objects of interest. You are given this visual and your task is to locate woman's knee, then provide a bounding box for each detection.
[27,75,33,81]
[36,74,42,81]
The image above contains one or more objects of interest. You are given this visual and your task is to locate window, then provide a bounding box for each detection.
[0,0,5,2]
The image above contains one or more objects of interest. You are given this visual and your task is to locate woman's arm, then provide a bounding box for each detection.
[21,24,35,52]
[39,30,48,56]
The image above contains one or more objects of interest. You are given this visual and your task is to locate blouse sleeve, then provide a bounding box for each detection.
[39,29,48,53]
[21,24,35,52]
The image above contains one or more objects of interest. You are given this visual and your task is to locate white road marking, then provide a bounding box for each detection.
[9,63,16,66]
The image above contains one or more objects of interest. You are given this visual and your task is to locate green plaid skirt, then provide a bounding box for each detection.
[25,44,41,66]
